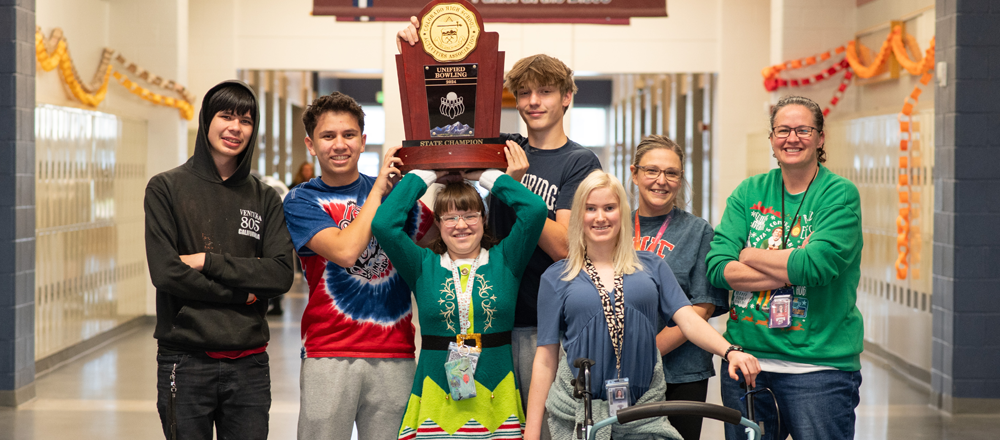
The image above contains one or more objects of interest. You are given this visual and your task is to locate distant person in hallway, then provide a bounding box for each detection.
[527,170,760,440]
[282,92,435,440]
[144,80,295,440]
[399,21,603,427]
[272,161,315,315]
[629,135,730,440]
[291,161,315,189]
[371,152,546,438]
[707,95,864,440]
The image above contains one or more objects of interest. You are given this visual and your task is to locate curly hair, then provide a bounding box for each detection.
[303,92,365,138]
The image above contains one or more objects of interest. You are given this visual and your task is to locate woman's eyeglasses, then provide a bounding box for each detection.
[772,125,819,139]
[439,212,482,227]
[635,166,682,182]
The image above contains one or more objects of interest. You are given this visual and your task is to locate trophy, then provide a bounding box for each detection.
[395,0,508,173]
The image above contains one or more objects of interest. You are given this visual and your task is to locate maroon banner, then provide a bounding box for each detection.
[314,0,666,22]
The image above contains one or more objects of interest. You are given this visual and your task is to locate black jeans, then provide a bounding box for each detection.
[664,378,710,440]
[156,352,271,440]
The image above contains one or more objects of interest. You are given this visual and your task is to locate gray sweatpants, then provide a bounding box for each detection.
[297,357,416,440]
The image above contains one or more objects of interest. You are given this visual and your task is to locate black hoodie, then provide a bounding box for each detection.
[144,81,294,353]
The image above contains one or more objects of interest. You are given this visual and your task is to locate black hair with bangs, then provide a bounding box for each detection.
[203,84,257,125]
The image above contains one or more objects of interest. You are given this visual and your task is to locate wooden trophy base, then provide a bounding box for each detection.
[396,140,507,173]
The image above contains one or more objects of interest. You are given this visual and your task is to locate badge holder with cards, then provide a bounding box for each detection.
[445,336,481,400]
[768,286,793,329]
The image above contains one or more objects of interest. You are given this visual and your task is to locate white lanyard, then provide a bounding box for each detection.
[450,253,481,335]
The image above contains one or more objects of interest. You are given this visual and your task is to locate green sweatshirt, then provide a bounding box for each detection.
[706,165,864,371]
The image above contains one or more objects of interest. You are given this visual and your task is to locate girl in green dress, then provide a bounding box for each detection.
[372,147,547,439]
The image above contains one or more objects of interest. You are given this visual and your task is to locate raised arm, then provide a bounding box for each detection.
[538,152,602,261]
[304,146,402,268]
[145,179,250,304]
[537,213,571,262]
[478,146,548,274]
[371,171,435,287]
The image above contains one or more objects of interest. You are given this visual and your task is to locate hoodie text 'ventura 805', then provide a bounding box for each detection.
[144,81,294,353]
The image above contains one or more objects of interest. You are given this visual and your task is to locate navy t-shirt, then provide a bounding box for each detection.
[489,133,602,327]
[537,252,691,403]
[633,208,729,384]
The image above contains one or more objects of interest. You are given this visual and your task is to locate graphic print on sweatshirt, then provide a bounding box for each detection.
[238,208,262,240]
[632,235,676,258]
[284,176,433,359]
[729,201,813,328]
[521,173,559,211]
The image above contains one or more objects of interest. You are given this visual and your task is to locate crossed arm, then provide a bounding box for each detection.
[725,233,812,291]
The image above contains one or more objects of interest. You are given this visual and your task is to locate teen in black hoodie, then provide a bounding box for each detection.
[145,80,294,440]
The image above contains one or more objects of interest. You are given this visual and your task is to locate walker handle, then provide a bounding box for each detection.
[614,401,743,425]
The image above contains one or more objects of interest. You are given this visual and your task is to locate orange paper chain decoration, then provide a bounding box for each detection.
[35,29,111,106]
[891,25,934,75]
[845,26,899,79]
[35,27,194,120]
[762,45,847,82]
[895,36,935,280]
[765,25,932,86]
[822,67,854,117]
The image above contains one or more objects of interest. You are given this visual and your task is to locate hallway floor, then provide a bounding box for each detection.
[2,277,998,439]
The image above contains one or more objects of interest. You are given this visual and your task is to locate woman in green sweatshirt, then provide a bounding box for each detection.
[706,95,864,440]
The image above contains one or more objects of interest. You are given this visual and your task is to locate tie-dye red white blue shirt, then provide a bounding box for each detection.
[283,175,434,359]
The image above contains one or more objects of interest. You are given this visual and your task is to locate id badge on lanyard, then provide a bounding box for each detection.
[768,286,794,328]
[605,377,630,416]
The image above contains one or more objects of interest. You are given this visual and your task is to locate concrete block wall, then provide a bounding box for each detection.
[932,0,1000,415]
[0,0,36,407]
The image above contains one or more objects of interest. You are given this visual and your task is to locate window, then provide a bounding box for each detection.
[570,107,609,147]
[363,105,386,146]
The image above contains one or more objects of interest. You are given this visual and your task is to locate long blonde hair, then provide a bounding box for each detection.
[562,170,643,281]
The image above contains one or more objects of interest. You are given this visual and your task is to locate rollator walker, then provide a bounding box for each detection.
[571,358,763,440]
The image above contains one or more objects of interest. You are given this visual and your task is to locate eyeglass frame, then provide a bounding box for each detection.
[771,125,820,139]
[634,165,684,182]
[438,212,482,227]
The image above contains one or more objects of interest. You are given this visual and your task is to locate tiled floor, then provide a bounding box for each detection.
[2,277,998,439]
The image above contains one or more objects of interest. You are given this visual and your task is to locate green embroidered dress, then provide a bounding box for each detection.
[372,173,547,439]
